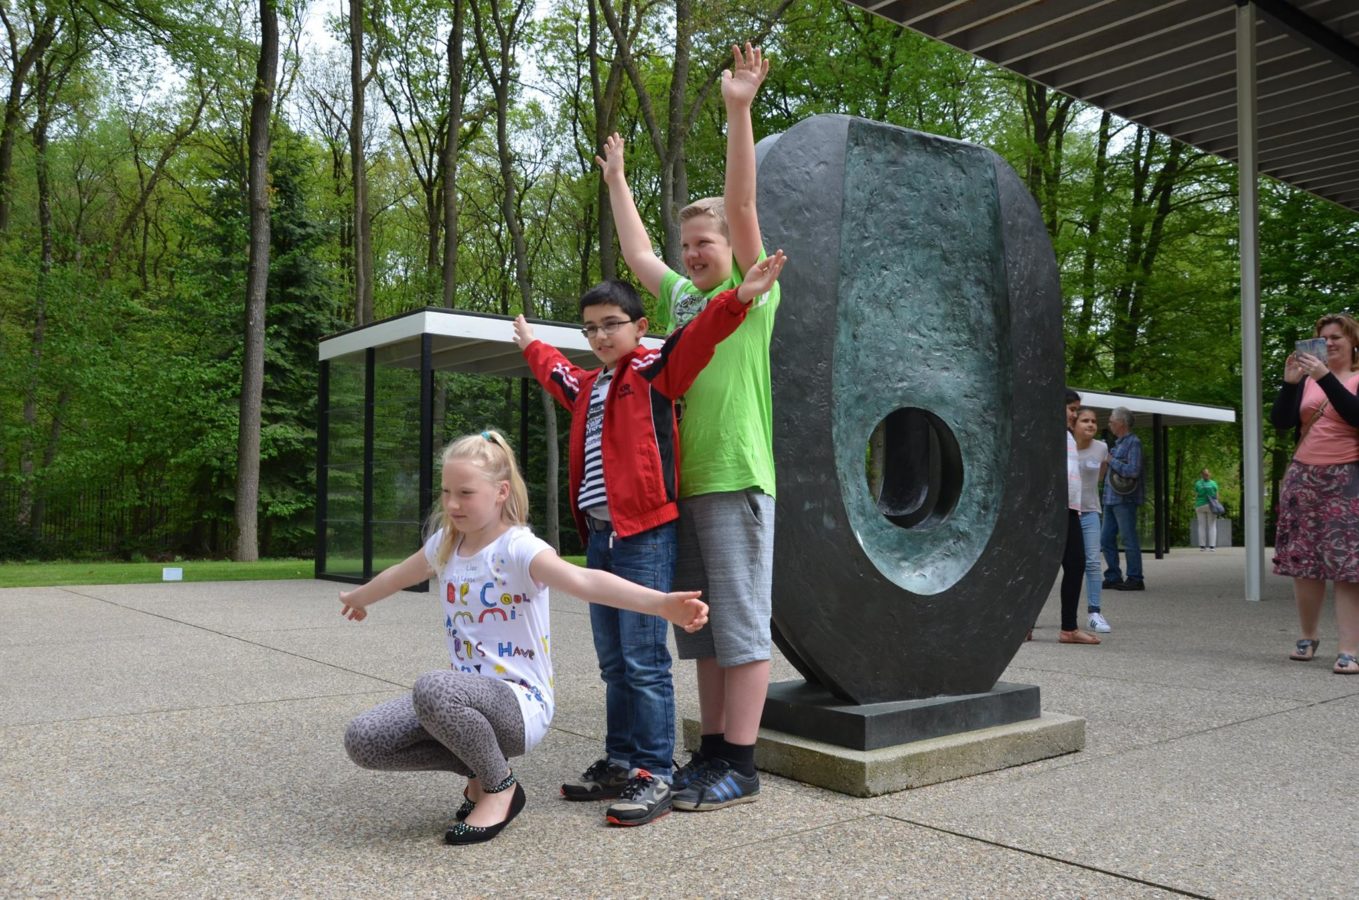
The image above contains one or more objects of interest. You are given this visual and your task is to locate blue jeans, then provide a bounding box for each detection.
[1100,502,1143,582]
[1080,511,1103,612]
[585,519,676,780]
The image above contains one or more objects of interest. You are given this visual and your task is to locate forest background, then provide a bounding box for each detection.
[1,0,1357,562]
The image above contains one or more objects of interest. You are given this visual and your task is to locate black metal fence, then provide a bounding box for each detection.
[0,484,179,560]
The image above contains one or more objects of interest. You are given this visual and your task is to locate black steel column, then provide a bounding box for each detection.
[315,360,330,579]
[1152,413,1165,558]
[363,348,375,580]
[419,335,434,593]
[1161,420,1171,553]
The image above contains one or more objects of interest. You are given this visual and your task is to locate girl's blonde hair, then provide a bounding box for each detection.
[1313,312,1359,370]
[426,429,530,570]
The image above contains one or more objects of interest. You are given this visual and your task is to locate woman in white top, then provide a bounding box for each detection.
[1074,408,1110,633]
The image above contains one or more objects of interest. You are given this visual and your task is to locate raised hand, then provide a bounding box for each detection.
[737,249,786,303]
[721,42,769,109]
[512,314,535,350]
[594,132,626,186]
[1294,351,1327,380]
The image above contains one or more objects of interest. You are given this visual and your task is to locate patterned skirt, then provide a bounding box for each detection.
[1273,460,1359,582]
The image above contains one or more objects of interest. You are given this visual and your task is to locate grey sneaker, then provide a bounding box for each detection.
[605,769,672,826]
[672,758,759,811]
[561,758,629,801]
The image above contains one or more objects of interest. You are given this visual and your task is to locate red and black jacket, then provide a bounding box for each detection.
[522,288,750,543]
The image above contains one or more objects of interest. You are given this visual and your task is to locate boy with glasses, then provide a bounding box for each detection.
[512,255,784,826]
[597,42,779,813]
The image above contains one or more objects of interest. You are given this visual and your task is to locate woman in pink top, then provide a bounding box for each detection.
[1269,313,1359,674]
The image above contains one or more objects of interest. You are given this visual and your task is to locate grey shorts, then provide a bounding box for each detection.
[672,490,774,666]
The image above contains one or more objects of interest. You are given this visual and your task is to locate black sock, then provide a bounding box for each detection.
[699,732,724,761]
[719,740,756,778]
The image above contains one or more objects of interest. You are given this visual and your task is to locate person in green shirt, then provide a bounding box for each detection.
[1193,468,1220,551]
[597,42,778,812]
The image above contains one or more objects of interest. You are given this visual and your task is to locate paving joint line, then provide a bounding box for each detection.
[885,815,1212,898]
[0,688,410,731]
[58,587,410,689]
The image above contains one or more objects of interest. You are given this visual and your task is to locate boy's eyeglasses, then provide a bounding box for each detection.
[581,318,636,339]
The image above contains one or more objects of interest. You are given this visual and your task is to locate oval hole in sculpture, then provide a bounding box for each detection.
[865,407,963,529]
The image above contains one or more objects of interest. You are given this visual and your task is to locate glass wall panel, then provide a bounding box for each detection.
[372,363,425,572]
[321,355,365,579]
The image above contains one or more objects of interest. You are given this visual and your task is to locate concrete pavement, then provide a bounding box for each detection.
[2,547,1355,898]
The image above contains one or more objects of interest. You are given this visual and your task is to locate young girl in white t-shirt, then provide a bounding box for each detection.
[338,430,708,846]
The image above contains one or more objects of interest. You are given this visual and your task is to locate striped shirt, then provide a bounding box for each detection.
[577,369,612,518]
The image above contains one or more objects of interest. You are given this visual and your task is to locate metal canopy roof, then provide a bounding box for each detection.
[1072,388,1236,427]
[848,0,1359,213]
[317,307,661,378]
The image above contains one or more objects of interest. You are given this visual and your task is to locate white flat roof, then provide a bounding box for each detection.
[317,312,1239,429]
[1073,388,1236,428]
[318,308,662,378]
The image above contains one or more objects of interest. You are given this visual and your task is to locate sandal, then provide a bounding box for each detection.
[1289,638,1319,661]
[1334,652,1359,675]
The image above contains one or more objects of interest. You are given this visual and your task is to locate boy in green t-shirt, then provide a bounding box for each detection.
[596,42,778,812]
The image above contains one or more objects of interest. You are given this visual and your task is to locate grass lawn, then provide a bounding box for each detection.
[0,555,588,589]
[0,559,315,589]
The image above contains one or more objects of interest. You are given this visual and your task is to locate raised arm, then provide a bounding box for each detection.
[722,42,769,275]
[516,315,588,412]
[643,250,786,398]
[596,133,669,298]
[339,548,432,621]
[529,548,709,632]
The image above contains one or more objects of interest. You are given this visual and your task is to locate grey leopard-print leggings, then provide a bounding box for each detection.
[344,670,526,789]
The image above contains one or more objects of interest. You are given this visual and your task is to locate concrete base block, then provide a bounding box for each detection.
[683,712,1086,797]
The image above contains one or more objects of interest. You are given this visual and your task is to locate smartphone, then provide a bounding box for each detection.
[1295,337,1327,360]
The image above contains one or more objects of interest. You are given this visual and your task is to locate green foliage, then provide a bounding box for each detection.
[4,0,1359,559]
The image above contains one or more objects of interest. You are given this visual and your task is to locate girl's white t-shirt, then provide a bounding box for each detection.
[423,525,555,751]
[1077,440,1109,514]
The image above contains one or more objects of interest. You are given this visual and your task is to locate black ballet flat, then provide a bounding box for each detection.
[445,781,525,845]
[454,788,475,822]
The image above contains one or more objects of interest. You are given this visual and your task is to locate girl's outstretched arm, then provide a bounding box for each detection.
[339,549,433,621]
[528,548,709,632]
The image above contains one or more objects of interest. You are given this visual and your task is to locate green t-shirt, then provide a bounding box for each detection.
[1193,479,1218,507]
[658,258,780,499]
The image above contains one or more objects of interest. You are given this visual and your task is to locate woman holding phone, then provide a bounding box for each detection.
[1270,313,1359,674]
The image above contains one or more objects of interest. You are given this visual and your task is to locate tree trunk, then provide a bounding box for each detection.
[433,0,467,446]
[1109,130,1187,387]
[597,0,792,269]
[1072,110,1113,378]
[0,8,56,233]
[589,0,625,282]
[1022,82,1074,239]
[441,0,465,311]
[472,0,560,549]
[234,0,279,562]
[18,54,57,534]
[350,0,374,324]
